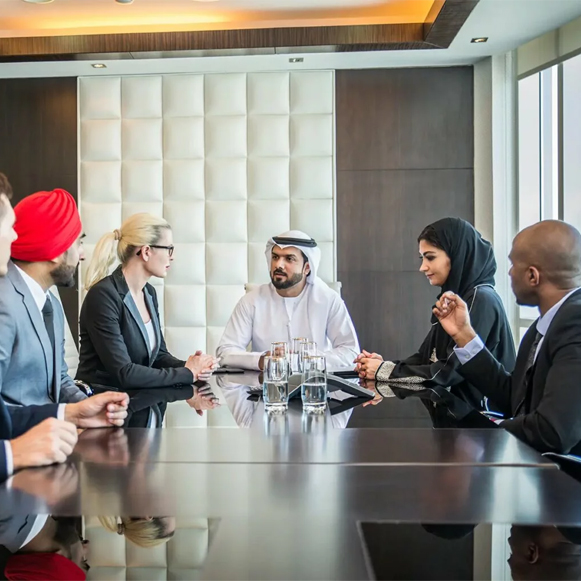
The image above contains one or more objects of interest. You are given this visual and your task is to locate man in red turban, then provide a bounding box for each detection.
[0,175,129,485]
[0,188,87,407]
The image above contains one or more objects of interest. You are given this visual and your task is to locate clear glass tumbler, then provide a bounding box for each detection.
[262,355,289,412]
[301,355,327,413]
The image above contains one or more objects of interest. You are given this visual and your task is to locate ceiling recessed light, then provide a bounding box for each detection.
[92,63,107,68]
[471,37,488,43]
[115,0,134,3]
[22,0,54,3]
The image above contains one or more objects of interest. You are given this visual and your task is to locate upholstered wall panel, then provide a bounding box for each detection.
[78,71,336,427]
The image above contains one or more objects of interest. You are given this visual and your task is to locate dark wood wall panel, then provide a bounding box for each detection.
[336,68,474,360]
[0,78,79,343]
[337,68,474,171]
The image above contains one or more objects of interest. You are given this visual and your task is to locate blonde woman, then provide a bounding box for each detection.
[98,516,175,548]
[76,213,217,396]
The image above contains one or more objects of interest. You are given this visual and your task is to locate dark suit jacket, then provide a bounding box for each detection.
[76,266,194,390]
[0,398,58,482]
[459,289,581,454]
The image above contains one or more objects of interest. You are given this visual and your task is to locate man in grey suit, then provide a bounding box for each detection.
[0,179,130,485]
[0,187,86,405]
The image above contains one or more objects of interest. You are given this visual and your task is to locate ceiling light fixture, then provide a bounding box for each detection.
[115,0,135,4]
[92,63,107,68]
[22,0,54,4]
[471,37,488,43]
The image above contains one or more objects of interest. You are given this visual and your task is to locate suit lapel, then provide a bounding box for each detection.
[6,263,53,399]
[143,287,161,364]
[123,293,151,361]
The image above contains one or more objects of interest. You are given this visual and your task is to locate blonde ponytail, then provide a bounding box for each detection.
[98,516,175,548]
[84,213,171,290]
[84,231,118,290]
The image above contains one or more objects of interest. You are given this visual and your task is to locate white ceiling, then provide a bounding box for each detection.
[449,0,581,56]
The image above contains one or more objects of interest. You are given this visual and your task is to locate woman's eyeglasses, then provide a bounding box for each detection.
[136,245,175,257]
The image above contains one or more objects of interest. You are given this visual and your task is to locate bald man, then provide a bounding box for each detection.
[433,220,581,455]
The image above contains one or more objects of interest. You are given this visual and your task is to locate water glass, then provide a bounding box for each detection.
[263,356,289,412]
[301,355,327,413]
[271,341,289,359]
[298,341,318,373]
[291,337,309,373]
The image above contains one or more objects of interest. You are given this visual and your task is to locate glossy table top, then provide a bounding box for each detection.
[72,422,550,467]
[3,374,581,580]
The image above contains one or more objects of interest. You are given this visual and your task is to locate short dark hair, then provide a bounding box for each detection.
[418,224,444,250]
[0,173,13,199]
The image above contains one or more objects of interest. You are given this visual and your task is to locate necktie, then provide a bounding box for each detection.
[515,330,543,416]
[42,296,57,401]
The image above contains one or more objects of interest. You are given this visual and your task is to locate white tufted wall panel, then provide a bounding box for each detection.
[79,71,336,427]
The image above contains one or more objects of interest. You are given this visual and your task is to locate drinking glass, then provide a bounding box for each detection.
[298,341,317,373]
[301,355,327,413]
[262,356,289,412]
[291,337,309,373]
[271,342,289,359]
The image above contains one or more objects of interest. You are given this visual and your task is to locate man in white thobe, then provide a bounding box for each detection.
[216,230,360,371]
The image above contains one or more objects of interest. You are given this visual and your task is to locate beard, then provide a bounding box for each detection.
[51,263,77,288]
[271,270,304,290]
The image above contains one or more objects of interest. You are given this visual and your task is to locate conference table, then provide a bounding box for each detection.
[2,373,581,580]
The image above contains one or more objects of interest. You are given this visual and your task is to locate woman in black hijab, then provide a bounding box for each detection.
[355,217,516,411]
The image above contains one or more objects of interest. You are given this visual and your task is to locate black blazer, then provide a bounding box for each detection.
[0,399,58,482]
[459,289,581,454]
[76,266,194,390]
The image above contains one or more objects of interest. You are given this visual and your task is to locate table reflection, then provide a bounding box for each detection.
[0,513,216,580]
[3,515,580,580]
[360,522,581,581]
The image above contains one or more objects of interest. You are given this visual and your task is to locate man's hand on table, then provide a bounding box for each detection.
[258,351,272,371]
[10,419,78,471]
[65,391,129,428]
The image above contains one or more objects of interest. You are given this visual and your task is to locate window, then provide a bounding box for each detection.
[517,52,581,331]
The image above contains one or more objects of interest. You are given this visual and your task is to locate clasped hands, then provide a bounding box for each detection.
[353,350,383,379]
[185,350,220,382]
[353,291,476,381]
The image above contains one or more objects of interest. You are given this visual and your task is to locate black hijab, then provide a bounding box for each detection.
[425,217,496,324]
[429,217,496,297]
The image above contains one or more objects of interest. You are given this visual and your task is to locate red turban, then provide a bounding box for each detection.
[4,553,86,580]
[11,189,82,262]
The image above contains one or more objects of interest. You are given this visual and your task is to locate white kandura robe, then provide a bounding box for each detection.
[216,279,360,371]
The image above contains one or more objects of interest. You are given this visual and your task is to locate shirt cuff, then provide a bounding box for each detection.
[454,335,485,365]
[4,441,13,478]
[58,404,67,421]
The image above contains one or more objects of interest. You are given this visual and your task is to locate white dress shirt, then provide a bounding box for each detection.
[455,288,581,365]
[14,264,48,315]
[4,266,67,478]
